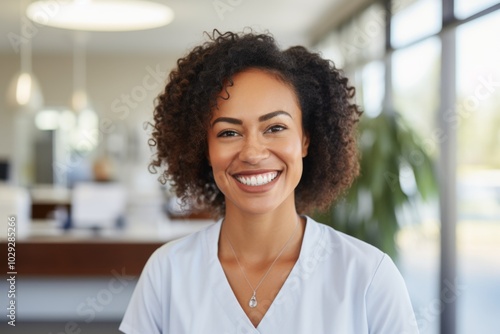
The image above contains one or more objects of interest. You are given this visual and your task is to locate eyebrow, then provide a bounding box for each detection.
[211,110,292,127]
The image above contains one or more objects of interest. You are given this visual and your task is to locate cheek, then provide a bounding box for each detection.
[207,142,233,174]
[278,137,306,162]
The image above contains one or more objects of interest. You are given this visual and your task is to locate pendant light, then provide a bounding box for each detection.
[70,32,99,152]
[6,0,44,110]
[71,32,91,113]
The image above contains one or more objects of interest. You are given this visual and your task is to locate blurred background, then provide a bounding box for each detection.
[0,0,499,333]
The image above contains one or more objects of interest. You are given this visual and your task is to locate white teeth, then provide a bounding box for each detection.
[236,172,278,186]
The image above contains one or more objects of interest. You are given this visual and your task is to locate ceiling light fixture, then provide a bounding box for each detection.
[71,32,91,113]
[6,0,44,110]
[26,0,175,31]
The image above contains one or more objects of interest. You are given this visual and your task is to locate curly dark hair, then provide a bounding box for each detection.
[149,30,361,218]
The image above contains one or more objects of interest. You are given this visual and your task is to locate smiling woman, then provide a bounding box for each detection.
[119,30,419,334]
[149,32,360,218]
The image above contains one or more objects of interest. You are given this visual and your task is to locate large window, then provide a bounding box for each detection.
[455,9,500,333]
[392,37,440,140]
[391,0,441,48]
[315,1,500,333]
[455,0,499,19]
[392,36,441,334]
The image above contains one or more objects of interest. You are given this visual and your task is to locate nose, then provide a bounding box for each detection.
[238,135,269,165]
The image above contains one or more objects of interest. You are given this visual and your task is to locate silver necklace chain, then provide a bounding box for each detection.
[223,218,300,308]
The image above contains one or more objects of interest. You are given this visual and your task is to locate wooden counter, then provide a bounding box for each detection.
[1,220,213,277]
[1,239,164,277]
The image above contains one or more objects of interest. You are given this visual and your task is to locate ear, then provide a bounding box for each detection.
[301,132,310,158]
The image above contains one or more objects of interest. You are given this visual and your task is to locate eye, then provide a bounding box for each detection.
[265,125,287,133]
[217,130,239,138]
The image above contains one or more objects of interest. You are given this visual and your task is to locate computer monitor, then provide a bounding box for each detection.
[0,159,9,182]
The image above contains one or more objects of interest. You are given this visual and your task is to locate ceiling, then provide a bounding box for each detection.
[0,0,366,57]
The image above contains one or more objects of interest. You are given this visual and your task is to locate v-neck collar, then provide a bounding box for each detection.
[203,216,317,333]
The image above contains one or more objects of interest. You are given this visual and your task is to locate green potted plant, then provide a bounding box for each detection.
[314,111,437,258]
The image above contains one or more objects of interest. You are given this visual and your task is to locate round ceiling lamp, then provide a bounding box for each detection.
[26,0,175,31]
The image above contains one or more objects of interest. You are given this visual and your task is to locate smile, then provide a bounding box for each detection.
[234,171,279,186]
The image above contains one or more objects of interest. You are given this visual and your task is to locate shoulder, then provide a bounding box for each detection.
[302,216,404,292]
[148,221,220,268]
[304,217,418,331]
[119,223,220,334]
[305,216,385,271]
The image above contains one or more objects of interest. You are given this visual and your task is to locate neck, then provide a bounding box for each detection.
[220,203,305,263]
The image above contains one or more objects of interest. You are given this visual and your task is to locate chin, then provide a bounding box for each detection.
[231,198,290,216]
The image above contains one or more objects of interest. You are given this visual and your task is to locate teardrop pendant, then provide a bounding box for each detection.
[249,293,258,308]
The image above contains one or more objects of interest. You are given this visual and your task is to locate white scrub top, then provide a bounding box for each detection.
[120,216,419,334]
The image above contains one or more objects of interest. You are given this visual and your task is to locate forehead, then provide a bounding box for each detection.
[213,68,300,118]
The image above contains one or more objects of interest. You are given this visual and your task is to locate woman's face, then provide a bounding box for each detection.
[207,68,309,216]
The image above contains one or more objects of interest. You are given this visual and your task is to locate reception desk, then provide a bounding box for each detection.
[3,239,163,277]
[2,185,214,277]
[1,220,213,277]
